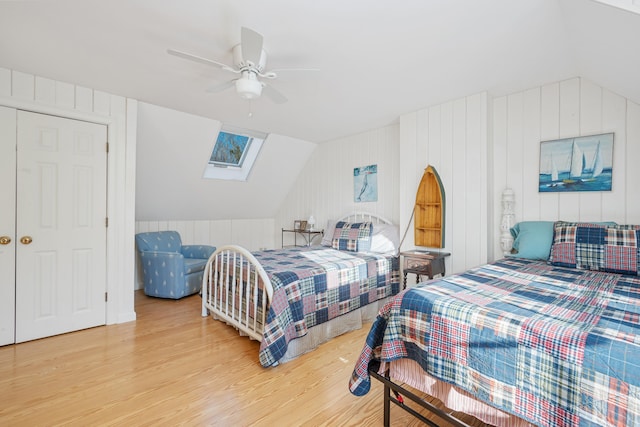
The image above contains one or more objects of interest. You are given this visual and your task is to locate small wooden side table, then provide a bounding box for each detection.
[400,250,451,288]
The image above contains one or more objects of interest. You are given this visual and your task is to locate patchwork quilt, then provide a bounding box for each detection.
[252,246,399,367]
[349,257,640,427]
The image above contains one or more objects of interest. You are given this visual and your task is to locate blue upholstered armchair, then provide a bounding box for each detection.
[135,231,216,299]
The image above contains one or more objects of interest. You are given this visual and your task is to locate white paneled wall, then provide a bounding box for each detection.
[400,92,489,278]
[274,125,400,246]
[134,218,275,289]
[135,76,639,291]
[0,67,137,324]
[135,218,275,249]
[491,77,640,260]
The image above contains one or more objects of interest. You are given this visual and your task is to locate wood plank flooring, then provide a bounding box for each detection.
[0,291,489,426]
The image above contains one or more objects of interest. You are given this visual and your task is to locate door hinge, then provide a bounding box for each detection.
[105,292,108,302]
[105,217,109,227]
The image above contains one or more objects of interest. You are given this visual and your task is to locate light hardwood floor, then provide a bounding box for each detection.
[0,291,488,426]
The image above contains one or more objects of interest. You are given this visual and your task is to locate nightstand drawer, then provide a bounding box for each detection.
[400,250,450,288]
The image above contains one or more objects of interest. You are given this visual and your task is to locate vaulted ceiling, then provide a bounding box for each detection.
[1,0,639,143]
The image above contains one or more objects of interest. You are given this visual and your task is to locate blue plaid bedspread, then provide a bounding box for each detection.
[349,257,640,427]
[253,246,399,367]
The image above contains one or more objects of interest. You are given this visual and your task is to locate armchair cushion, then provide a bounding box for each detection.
[135,231,215,299]
[183,258,208,275]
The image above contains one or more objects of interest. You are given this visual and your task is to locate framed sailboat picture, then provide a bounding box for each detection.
[539,132,613,192]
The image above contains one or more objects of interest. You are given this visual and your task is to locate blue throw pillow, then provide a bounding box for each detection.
[509,220,618,261]
[509,221,555,260]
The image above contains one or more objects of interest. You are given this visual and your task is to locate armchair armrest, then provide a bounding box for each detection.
[139,251,185,284]
[140,251,185,268]
[181,245,216,259]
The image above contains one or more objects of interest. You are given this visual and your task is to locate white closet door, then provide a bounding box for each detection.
[15,111,107,343]
[0,106,17,346]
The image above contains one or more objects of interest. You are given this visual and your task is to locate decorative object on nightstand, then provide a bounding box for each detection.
[294,220,307,231]
[400,250,450,288]
[308,215,316,231]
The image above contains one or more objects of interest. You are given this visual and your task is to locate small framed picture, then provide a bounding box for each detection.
[294,220,307,231]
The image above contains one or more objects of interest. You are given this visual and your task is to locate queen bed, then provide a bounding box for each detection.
[349,197,640,426]
[201,212,401,367]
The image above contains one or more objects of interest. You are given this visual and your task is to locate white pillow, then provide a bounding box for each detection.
[321,219,337,246]
[369,223,400,255]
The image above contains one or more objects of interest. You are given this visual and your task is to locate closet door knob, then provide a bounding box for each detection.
[20,236,32,245]
[0,236,10,245]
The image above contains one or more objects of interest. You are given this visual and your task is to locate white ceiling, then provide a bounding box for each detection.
[1,0,639,143]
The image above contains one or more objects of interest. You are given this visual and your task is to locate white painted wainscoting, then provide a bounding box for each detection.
[491,77,640,260]
[134,218,275,289]
[134,76,640,292]
[0,67,137,325]
[400,92,489,278]
[274,124,400,247]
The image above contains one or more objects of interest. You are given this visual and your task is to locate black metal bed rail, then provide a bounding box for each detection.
[370,368,473,427]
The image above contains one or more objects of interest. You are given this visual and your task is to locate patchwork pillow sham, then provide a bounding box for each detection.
[331,221,373,252]
[548,221,640,276]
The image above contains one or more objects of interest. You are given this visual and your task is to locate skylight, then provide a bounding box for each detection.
[203,125,267,181]
[209,131,252,167]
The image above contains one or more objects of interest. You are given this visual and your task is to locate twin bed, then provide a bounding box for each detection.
[201,212,401,367]
[349,194,640,426]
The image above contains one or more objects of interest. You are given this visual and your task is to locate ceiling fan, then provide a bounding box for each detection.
[168,27,314,104]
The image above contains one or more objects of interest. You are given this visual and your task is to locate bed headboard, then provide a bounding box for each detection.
[500,188,515,256]
[338,212,393,225]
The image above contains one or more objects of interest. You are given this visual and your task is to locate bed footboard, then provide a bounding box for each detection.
[201,245,273,342]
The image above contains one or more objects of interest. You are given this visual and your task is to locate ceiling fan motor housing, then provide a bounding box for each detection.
[232,44,267,72]
[235,71,263,99]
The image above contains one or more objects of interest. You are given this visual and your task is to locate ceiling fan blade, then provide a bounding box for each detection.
[262,83,288,104]
[167,49,237,73]
[260,68,321,79]
[206,80,236,93]
[268,68,321,73]
[241,27,264,67]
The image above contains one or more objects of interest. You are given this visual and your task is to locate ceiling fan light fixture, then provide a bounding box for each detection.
[235,75,263,99]
[168,27,294,104]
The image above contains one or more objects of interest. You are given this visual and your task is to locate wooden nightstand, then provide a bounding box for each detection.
[400,250,451,288]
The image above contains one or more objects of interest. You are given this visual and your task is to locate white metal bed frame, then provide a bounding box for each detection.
[201,212,395,345]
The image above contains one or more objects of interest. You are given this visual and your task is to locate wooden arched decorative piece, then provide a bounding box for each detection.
[414,165,445,248]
